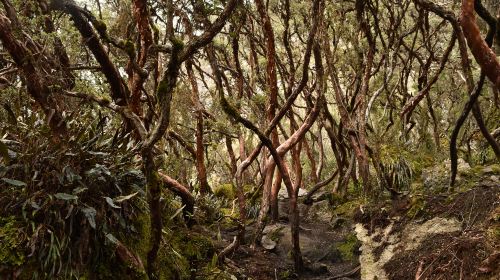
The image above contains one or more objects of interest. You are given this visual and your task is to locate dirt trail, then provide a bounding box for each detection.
[220,199,361,279]
[217,164,500,280]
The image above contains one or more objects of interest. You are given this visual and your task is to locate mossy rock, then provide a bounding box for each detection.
[332,199,363,217]
[481,164,500,175]
[212,183,235,199]
[220,207,239,220]
[460,165,484,179]
[242,184,255,193]
[337,233,361,261]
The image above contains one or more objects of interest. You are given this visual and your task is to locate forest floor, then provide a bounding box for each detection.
[216,196,362,279]
[218,210,361,280]
[214,163,500,280]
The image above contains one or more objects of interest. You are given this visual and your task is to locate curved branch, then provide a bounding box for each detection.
[303,169,339,205]
[400,33,456,119]
[179,0,239,62]
[158,172,195,226]
[51,0,129,105]
[460,0,500,88]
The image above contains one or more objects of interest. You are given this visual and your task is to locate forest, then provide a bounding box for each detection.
[0,0,499,279]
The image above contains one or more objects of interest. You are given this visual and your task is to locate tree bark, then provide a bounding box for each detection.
[460,0,500,88]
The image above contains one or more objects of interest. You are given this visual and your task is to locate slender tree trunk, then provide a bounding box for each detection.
[253,0,281,247]
[187,61,211,194]
[270,167,283,222]
[195,111,211,194]
[303,138,319,184]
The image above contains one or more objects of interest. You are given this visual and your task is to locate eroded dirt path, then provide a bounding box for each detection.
[219,199,361,279]
[216,165,500,280]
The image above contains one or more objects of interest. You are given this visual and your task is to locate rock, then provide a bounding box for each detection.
[330,217,347,229]
[277,225,321,259]
[278,187,307,199]
[303,200,331,223]
[490,175,499,183]
[263,223,285,235]
[481,164,500,175]
[479,175,500,187]
[278,200,289,220]
[456,158,471,173]
[261,235,277,251]
[309,262,329,275]
[298,188,307,197]
[311,191,329,202]
[422,158,470,189]
[482,166,494,174]
[262,223,285,251]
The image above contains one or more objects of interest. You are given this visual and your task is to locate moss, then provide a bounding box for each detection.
[486,224,500,245]
[410,181,424,193]
[88,240,148,280]
[242,184,254,193]
[411,153,435,176]
[486,206,500,245]
[196,264,238,280]
[407,195,427,218]
[0,216,26,267]
[279,269,293,279]
[93,20,107,33]
[220,207,238,220]
[170,36,185,50]
[126,214,150,276]
[125,213,194,279]
[176,232,214,261]
[460,165,483,178]
[332,198,363,217]
[118,40,136,57]
[337,233,360,261]
[268,227,285,242]
[212,183,235,199]
[166,230,215,279]
[151,24,160,36]
[483,164,500,175]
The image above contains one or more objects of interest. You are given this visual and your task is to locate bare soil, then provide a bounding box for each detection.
[377,185,500,280]
[219,202,361,279]
[217,184,499,280]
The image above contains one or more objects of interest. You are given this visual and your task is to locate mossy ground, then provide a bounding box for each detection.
[337,233,361,261]
[0,217,26,268]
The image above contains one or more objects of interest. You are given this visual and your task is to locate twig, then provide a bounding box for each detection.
[415,260,424,280]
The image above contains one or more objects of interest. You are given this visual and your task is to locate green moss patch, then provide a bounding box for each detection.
[212,184,235,199]
[337,233,361,261]
[0,217,26,267]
